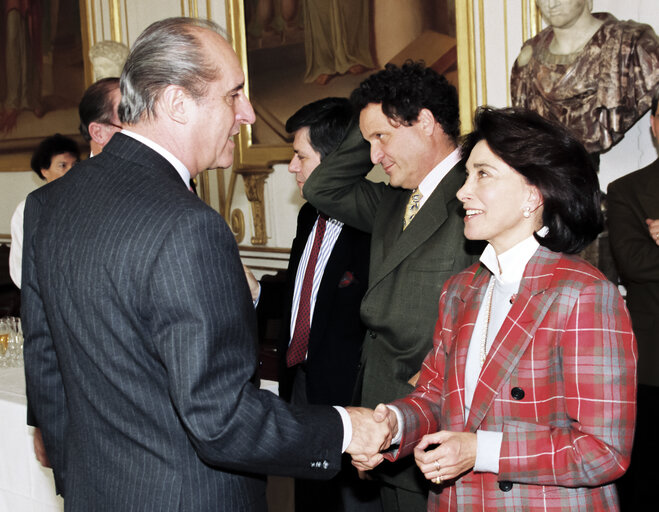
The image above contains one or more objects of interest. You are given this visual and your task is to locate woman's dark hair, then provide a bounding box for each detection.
[462,107,603,254]
[285,97,353,160]
[30,134,80,180]
[350,61,460,143]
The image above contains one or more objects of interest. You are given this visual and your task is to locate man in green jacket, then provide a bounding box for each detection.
[304,62,482,511]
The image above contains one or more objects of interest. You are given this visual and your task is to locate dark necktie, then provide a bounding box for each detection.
[286,215,327,367]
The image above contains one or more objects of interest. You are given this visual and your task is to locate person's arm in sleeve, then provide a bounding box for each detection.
[22,192,68,494]
[303,117,386,233]
[146,208,362,479]
[497,279,636,487]
[607,181,659,283]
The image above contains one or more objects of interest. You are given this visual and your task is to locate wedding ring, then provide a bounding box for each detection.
[434,460,441,472]
[433,475,443,485]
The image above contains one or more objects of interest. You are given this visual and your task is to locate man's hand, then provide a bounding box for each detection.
[242,264,260,302]
[414,431,477,484]
[33,427,51,468]
[345,406,395,471]
[646,218,659,246]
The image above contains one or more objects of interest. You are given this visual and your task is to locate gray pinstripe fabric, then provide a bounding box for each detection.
[22,133,343,511]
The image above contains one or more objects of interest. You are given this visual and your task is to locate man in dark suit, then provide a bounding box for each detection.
[279,98,377,510]
[303,62,482,511]
[608,87,659,510]
[21,17,391,512]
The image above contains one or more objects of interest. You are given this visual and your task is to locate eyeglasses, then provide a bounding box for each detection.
[104,122,122,130]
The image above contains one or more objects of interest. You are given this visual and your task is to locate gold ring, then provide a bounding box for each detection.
[433,475,443,485]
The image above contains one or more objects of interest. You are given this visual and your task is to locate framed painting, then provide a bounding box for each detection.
[225,0,472,171]
[0,0,92,171]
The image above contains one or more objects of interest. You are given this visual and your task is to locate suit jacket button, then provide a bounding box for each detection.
[368,330,377,339]
[511,387,525,400]
[499,481,513,492]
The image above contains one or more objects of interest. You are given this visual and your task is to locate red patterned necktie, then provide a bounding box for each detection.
[286,215,327,367]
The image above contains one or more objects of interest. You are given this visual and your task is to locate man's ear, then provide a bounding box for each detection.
[160,84,189,124]
[88,122,110,145]
[417,108,436,135]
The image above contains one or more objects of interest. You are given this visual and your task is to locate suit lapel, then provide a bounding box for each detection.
[369,163,464,289]
[464,248,561,431]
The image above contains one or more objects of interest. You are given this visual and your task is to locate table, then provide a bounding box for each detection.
[0,367,63,511]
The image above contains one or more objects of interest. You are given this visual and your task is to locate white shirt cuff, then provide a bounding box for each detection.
[334,406,352,453]
[474,429,503,473]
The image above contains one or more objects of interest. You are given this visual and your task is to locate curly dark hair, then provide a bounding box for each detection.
[350,61,459,143]
[30,134,80,180]
[461,107,603,254]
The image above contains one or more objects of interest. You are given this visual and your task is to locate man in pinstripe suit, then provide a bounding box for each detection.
[21,17,390,512]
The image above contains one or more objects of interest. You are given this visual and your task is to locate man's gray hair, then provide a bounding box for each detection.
[119,17,227,124]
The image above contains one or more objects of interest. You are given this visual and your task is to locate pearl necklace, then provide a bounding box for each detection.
[479,278,495,368]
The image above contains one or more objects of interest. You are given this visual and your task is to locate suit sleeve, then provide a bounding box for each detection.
[146,208,344,478]
[22,193,68,495]
[607,180,659,283]
[303,117,386,233]
[497,279,636,487]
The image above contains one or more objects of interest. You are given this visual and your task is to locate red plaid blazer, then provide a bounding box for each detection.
[387,246,637,511]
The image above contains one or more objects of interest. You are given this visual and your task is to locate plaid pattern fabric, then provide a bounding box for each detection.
[387,247,637,511]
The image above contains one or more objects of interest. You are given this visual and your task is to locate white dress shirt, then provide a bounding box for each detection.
[289,215,343,349]
[466,233,541,473]
[415,148,462,210]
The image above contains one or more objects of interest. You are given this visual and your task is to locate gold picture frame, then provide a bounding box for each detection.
[225,0,478,171]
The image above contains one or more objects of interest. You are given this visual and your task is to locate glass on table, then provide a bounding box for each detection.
[0,317,23,368]
[0,317,10,368]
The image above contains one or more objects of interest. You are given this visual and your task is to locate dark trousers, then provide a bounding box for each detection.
[616,384,659,510]
[290,366,382,512]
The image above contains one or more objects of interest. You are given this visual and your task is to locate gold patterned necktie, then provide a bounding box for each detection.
[403,188,423,230]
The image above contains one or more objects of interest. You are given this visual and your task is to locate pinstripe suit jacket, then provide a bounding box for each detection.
[387,246,637,511]
[22,134,343,512]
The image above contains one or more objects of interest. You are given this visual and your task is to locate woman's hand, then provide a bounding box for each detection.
[414,431,477,483]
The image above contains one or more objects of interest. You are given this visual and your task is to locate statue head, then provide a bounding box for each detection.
[89,41,130,80]
[536,0,592,30]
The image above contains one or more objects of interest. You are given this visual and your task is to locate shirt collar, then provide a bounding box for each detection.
[417,147,462,206]
[121,129,191,187]
[480,232,542,284]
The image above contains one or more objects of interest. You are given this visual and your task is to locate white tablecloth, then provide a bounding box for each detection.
[0,367,63,512]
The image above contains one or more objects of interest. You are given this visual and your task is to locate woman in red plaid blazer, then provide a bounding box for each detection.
[379,107,637,511]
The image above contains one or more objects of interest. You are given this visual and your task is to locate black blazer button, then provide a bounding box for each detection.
[368,330,377,339]
[511,387,525,400]
[499,481,513,492]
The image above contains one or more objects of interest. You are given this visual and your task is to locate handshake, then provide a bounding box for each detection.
[345,404,398,471]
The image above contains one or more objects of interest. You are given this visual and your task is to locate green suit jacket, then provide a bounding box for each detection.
[304,119,481,495]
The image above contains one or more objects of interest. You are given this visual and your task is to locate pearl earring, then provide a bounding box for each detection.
[523,207,531,218]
